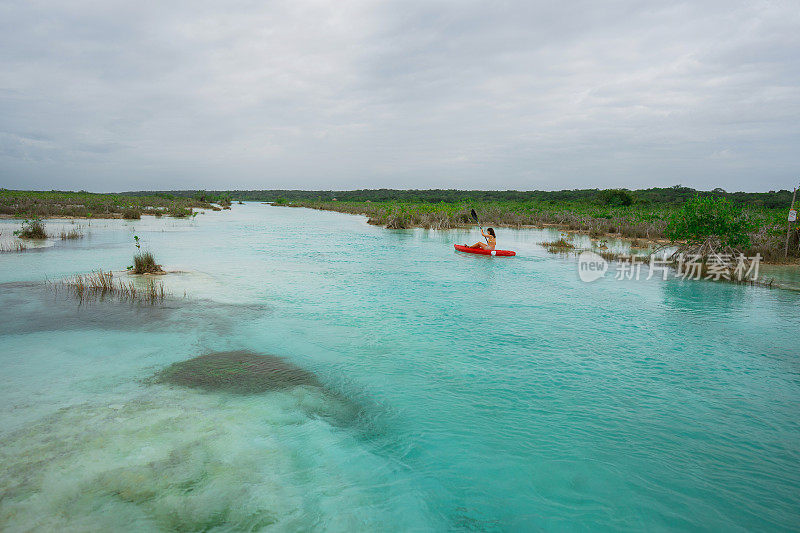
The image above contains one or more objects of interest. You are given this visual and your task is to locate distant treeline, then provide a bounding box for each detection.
[124,187,794,209]
[0,189,211,218]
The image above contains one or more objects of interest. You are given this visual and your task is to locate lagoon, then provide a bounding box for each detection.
[1,204,799,531]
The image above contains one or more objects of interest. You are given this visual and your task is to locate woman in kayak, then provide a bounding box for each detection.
[470,228,496,250]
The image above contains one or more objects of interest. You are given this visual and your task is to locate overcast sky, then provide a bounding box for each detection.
[1,0,798,192]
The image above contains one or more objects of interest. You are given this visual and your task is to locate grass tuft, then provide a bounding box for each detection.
[540,238,575,252]
[0,240,27,252]
[59,227,84,239]
[133,251,163,274]
[50,269,169,304]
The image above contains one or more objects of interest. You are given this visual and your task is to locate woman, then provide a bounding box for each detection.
[470,228,496,250]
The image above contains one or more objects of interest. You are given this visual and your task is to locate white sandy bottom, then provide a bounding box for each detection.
[0,385,437,532]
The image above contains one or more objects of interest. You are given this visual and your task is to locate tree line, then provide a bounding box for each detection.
[123,187,794,209]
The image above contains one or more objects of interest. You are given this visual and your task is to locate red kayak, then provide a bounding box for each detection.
[454,244,516,256]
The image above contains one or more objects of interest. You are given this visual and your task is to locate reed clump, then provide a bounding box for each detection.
[0,240,27,252]
[132,252,163,274]
[597,250,632,262]
[59,227,84,239]
[540,237,575,253]
[52,270,169,304]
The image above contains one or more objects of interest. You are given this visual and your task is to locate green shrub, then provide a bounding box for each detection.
[16,218,47,239]
[218,193,233,207]
[597,189,634,207]
[666,195,754,248]
[122,208,141,219]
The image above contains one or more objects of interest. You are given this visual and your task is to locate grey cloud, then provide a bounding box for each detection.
[0,0,798,192]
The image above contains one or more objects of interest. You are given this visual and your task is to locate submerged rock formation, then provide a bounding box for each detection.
[154,351,322,394]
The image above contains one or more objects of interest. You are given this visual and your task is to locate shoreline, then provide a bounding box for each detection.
[296,204,800,267]
[4,205,799,271]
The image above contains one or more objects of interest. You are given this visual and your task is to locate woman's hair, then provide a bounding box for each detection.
[487,228,496,237]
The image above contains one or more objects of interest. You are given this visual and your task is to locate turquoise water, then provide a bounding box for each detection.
[1,204,799,531]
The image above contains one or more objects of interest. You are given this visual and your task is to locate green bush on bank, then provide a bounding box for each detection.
[122,208,141,219]
[666,195,755,249]
[16,218,47,239]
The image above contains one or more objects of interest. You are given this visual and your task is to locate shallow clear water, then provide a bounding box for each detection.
[1,204,799,531]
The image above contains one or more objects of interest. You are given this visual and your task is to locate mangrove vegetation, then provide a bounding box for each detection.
[0,189,215,218]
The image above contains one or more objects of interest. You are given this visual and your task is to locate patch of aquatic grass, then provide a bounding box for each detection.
[597,250,632,262]
[59,227,84,239]
[16,218,47,239]
[133,252,163,274]
[50,270,169,304]
[121,207,141,220]
[0,240,27,252]
[540,237,575,253]
[153,351,323,394]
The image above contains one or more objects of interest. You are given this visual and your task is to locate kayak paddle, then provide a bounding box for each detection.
[470,209,489,243]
